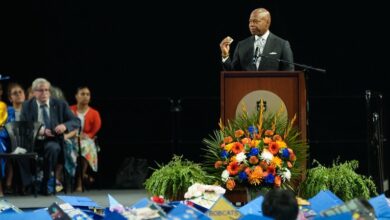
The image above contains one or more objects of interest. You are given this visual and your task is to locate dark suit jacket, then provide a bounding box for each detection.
[222,33,294,71]
[20,97,80,133]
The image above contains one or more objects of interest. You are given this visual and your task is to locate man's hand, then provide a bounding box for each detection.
[54,124,67,135]
[220,36,234,58]
[44,128,55,137]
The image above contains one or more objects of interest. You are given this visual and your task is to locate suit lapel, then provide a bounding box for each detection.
[259,33,274,70]
[247,36,257,71]
[49,99,58,127]
[31,99,38,122]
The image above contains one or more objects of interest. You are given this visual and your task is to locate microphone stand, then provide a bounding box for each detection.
[258,53,326,74]
[259,54,326,168]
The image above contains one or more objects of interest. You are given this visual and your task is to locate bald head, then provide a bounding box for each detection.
[249,8,271,36]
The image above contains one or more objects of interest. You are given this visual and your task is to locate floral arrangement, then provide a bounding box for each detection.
[202,100,308,193]
[184,183,226,209]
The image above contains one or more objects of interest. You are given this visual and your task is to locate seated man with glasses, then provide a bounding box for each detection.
[20,78,80,195]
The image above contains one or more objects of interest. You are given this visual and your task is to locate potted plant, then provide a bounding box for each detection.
[202,101,308,204]
[299,159,378,201]
[144,155,212,201]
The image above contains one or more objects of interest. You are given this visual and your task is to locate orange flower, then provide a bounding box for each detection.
[287,161,293,168]
[232,142,244,154]
[234,129,244,138]
[274,175,282,187]
[227,162,240,175]
[276,140,287,149]
[248,166,263,185]
[214,161,223,169]
[226,179,236,191]
[263,137,272,144]
[220,143,225,148]
[272,134,282,141]
[260,161,268,170]
[289,152,296,161]
[268,142,279,155]
[224,136,233,144]
[249,156,259,165]
[264,130,274,136]
[250,140,260,147]
[241,137,251,145]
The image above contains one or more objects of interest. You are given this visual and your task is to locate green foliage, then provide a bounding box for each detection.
[299,159,378,201]
[144,155,212,201]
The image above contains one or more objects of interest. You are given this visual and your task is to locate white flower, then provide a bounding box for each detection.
[235,152,246,163]
[280,168,291,181]
[221,170,229,182]
[260,149,273,162]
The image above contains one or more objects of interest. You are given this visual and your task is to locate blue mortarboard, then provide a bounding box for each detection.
[131,197,150,209]
[108,194,123,209]
[313,212,353,220]
[168,203,211,220]
[238,195,264,216]
[308,190,344,213]
[239,214,273,220]
[57,195,102,209]
[0,209,51,220]
[369,194,390,218]
[103,208,127,220]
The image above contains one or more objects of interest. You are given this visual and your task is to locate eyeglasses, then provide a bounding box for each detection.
[35,88,50,93]
[11,90,24,96]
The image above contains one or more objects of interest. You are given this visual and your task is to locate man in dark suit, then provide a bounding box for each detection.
[20,78,80,194]
[220,8,294,71]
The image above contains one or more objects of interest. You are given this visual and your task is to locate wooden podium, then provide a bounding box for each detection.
[220,71,307,141]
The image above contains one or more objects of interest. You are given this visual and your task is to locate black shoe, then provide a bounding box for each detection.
[4,185,13,195]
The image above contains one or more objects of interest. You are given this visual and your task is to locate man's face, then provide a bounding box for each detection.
[34,83,51,103]
[249,11,270,36]
[76,88,91,105]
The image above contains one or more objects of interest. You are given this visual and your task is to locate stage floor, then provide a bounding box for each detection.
[2,189,148,210]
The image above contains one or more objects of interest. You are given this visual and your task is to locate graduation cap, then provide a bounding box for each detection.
[238,194,264,216]
[369,194,390,219]
[131,198,150,209]
[313,212,353,220]
[168,203,211,220]
[0,209,51,220]
[57,195,104,219]
[57,195,102,210]
[239,214,273,220]
[307,190,344,213]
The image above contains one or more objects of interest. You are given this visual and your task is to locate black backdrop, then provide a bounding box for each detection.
[1,0,389,188]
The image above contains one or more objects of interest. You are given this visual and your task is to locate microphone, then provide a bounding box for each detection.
[257,53,326,73]
[252,47,259,65]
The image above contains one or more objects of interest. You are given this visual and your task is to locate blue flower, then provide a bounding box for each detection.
[220,150,228,159]
[265,173,275,184]
[248,125,258,137]
[248,148,259,157]
[282,148,290,158]
[238,171,248,181]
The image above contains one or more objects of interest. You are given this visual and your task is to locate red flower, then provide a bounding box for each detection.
[268,142,279,155]
[232,142,244,154]
[227,162,240,175]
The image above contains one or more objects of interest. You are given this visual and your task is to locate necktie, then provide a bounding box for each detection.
[255,38,264,69]
[40,104,51,129]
